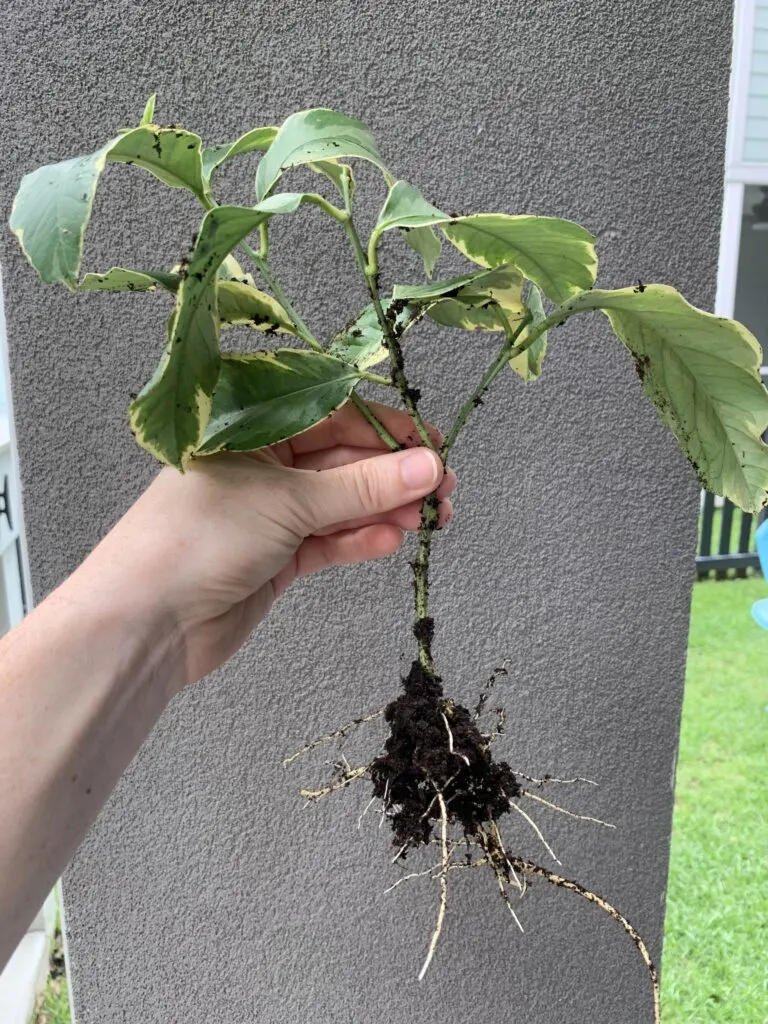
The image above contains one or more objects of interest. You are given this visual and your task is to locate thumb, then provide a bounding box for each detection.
[303,447,444,531]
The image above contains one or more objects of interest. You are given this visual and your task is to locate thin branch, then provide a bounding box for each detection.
[384,866,438,894]
[418,790,450,980]
[239,241,323,353]
[492,860,525,933]
[341,215,436,453]
[349,394,401,450]
[522,791,616,829]
[441,312,531,462]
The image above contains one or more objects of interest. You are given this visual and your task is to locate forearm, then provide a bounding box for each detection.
[0,556,183,968]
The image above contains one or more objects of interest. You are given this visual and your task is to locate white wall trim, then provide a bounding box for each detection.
[0,270,34,611]
[715,181,745,318]
[726,0,758,172]
[726,160,768,183]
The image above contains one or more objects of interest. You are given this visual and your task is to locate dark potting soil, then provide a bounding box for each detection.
[369,659,520,851]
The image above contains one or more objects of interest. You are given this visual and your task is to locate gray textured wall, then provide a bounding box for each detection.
[0,2,730,1021]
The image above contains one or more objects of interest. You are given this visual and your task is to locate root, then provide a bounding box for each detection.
[512,770,598,787]
[300,764,369,800]
[473,665,508,720]
[486,707,506,745]
[418,789,450,980]
[522,790,616,829]
[440,710,471,766]
[511,856,660,1024]
[283,708,384,766]
[507,797,561,865]
[287,663,655,1020]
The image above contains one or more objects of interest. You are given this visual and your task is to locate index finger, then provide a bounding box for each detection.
[282,398,444,457]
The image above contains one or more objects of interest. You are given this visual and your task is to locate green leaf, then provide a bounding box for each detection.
[255,108,390,201]
[441,214,597,305]
[254,192,318,215]
[78,267,178,292]
[393,264,525,331]
[9,148,111,288]
[402,226,442,277]
[329,300,424,370]
[198,350,362,454]
[371,181,446,277]
[10,124,208,289]
[373,180,446,234]
[565,284,768,511]
[140,94,157,126]
[510,284,548,381]
[217,253,254,286]
[108,125,207,199]
[217,280,296,334]
[129,204,269,467]
[308,159,355,199]
[201,126,278,183]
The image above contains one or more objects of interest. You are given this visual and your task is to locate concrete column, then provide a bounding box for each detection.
[0,2,730,1020]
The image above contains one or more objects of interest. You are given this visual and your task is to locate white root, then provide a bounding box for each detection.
[512,771,598,787]
[507,797,561,865]
[418,790,450,981]
[283,708,384,766]
[300,765,369,800]
[440,712,471,766]
[522,790,616,829]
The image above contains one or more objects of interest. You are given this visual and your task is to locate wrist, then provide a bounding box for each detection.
[54,542,187,702]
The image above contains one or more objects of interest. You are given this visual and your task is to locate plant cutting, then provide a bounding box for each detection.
[9,97,768,1024]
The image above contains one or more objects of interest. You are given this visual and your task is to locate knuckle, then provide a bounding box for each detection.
[350,463,380,512]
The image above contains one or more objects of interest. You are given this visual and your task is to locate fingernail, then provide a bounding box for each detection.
[399,449,440,490]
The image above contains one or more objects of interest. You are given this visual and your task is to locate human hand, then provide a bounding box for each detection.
[76,400,455,687]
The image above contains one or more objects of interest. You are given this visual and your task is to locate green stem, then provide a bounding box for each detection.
[413,494,439,675]
[349,393,401,450]
[359,371,394,387]
[202,187,401,455]
[441,314,531,462]
[240,241,323,352]
[342,217,436,453]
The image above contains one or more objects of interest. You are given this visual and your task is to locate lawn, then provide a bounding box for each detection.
[661,577,767,1022]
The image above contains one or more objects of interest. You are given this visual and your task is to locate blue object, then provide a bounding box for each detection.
[752,519,768,631]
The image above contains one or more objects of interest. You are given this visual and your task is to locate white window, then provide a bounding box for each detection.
[718,0,768,360]
[0,277,29,639]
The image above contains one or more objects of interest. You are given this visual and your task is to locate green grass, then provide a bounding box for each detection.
[661,577,767,1022]
[32,975,69,1024]
[30,925,69,1024]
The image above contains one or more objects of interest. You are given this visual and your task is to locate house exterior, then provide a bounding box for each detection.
[0,2,760,1022]
[719,0,768,356]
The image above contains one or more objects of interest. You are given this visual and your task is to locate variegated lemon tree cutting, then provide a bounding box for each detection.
[10,97,768,1023]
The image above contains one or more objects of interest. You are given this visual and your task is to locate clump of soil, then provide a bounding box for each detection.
[369,659,521,852]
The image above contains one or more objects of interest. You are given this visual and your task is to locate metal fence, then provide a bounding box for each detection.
[695,369,767,580]
[697,494,767,579]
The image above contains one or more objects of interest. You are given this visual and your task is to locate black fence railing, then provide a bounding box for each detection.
[696,368,767,580]
[697,493,767,579]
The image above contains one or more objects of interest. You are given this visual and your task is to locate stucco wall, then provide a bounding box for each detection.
[0,2,730,1021]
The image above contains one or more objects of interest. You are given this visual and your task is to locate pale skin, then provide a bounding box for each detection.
[0,400,456,970]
